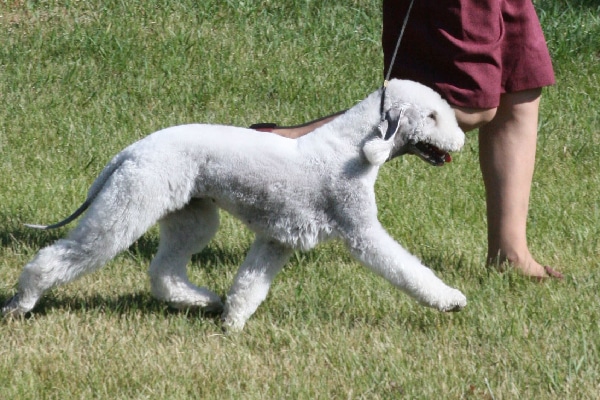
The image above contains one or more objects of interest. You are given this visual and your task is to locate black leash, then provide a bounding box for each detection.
[380,0,416,121]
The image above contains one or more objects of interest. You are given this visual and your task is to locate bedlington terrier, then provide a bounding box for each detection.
[3,79,466,331]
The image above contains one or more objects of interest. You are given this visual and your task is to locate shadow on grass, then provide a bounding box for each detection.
[0,291,224,323]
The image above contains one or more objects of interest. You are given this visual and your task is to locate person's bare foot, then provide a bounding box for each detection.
[488,253,563,281]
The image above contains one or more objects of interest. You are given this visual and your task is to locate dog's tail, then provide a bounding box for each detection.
[24,200,92,230]
[25,153,128,230]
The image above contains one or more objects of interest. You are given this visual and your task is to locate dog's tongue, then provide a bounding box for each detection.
[432,146,452,164]
[411,142,454,166]
[428,143,452,164]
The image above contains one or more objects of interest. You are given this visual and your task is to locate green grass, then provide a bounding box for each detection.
[1,0,599,398]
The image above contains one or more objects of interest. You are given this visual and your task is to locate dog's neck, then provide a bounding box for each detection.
[298,90,382,153]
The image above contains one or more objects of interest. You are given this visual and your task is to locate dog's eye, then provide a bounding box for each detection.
[427,112,438,125]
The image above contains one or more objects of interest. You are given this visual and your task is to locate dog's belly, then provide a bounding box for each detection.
[213,198,336,251]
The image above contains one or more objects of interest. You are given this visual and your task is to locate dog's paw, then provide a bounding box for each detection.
[152,282,224,313]
[437,288,467,312]
[1,295,28,318]
[221,315,246,334]
[167,298,224,315]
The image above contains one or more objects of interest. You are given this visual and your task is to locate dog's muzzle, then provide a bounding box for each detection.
[407,138,452,166]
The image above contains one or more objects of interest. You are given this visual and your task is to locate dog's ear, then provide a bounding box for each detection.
[382,108,402,140]
[363,138,391,166]
[364,108,404,166]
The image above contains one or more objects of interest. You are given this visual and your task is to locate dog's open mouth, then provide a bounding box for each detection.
[408,142,452,166]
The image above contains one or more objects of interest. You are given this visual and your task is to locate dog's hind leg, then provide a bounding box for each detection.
[148,198,223,313]
[3,164,183,317]
[2,237,112,316]
[3,203,162,317]
[344,222,467,312]
[222,236,293,332]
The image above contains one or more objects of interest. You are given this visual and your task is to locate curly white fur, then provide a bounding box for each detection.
[3,79,466,331]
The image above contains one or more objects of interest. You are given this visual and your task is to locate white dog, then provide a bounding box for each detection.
[3,79,466,331]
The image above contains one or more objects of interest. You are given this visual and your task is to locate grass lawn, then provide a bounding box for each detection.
[1,0,599,398]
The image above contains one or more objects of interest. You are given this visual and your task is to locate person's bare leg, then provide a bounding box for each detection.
[454,107,497,132]
[477,88,553,278]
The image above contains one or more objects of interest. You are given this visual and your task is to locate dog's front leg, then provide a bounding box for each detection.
[344,223,467,312]
[222,237,293,332]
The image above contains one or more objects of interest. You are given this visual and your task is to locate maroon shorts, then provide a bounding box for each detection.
[382,0,555,108]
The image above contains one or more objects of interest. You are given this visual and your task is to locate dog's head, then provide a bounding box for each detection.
[363,79,465,166]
